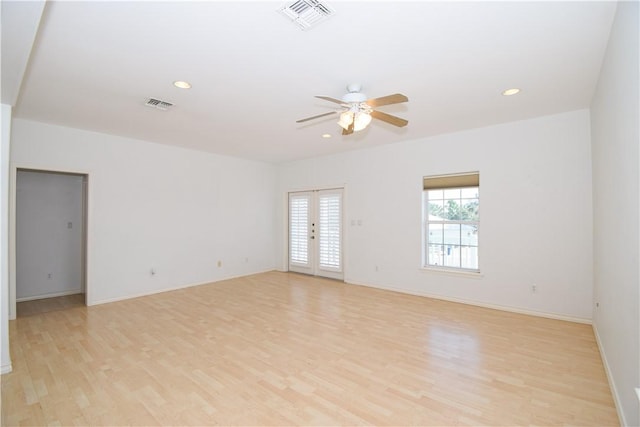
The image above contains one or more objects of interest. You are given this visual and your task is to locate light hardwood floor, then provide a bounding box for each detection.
[16,293,85,318]
[2,272,619,426]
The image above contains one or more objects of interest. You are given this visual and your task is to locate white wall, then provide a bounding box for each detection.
[16,170,84,300]
[590,2,639,426]
[1,104,13,374]
[0,0,45,105]
[278,109,594,321]
[10,119,277,306]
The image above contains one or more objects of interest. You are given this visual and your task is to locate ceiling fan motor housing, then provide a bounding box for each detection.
[342,84,367,103]
[341,92,368,103]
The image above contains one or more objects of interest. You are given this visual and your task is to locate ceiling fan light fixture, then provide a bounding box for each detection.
[337,111,354,130]
[337,108,372,132]
[353,112,372,131]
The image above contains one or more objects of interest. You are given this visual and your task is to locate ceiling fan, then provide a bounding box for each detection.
[296,84,409,135]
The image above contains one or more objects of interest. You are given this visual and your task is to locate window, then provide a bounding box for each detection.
[423,173,479,272]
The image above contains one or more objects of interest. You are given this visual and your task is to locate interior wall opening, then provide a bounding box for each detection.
[15,168,88,317]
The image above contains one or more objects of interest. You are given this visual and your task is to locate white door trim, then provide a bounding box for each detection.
[9,165,90,319]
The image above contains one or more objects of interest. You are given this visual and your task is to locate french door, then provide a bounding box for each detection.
[288,188,343,280]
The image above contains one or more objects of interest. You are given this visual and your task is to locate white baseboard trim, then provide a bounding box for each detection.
[346,279,592,324]
[1,362,12,375]
[89,269,276,306]
[17,289,82,302]
[593,324,626,427]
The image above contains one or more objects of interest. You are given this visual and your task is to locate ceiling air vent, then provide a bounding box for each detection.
[279,0,335,30]
[145,98,173,111]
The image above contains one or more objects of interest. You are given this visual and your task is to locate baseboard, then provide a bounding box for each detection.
[89,269,276,306]
[17,289,82,302]
[346,279,592,324]
[1,362,12,375]
[593,323,627,426]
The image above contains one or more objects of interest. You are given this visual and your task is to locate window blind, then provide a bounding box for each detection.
[289,195,309,265]
[423,172,479,190]
[318,193,341,269]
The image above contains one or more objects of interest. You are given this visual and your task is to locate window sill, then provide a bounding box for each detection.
[420,267,483,279]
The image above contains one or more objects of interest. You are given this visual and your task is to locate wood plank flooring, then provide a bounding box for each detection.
[16,293,85,318]
[2,272,619,426]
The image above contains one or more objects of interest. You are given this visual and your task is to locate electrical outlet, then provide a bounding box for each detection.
[531,284,537,293]
[217,260,222,268]
[150,268,156,276]
[47,273,52,279]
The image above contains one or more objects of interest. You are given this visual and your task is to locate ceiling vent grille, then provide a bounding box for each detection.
[145,98,173,111]
[279,0,335,30]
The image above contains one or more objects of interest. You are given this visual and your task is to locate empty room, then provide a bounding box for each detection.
[1,1,638,426]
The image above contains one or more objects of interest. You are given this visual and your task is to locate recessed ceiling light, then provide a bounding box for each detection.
[322,133,332,138]
[502,88,520,96]
[173,81,192,89]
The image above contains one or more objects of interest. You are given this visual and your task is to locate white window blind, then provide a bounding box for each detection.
[289,195,309,265]
[318,193,341,269]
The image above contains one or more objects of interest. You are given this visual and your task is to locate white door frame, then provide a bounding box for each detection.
[287,186,345,280]
[9,165,90,319]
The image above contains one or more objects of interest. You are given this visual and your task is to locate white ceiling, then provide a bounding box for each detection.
[9,1,617,163]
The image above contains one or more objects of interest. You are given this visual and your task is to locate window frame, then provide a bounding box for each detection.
[422,173,480,274]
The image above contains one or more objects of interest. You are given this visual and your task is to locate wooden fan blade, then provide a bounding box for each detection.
[365,93,408,108]
[296,111,337,123]
[315,96,346,105]
[370,110,409,127]
[341,122,354,135]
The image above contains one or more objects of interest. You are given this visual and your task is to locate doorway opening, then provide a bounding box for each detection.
[288,188,343,280]
[14,169,88,317]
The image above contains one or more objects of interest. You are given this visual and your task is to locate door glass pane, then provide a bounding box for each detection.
[289,196,309,264]
[318,193,341,269]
